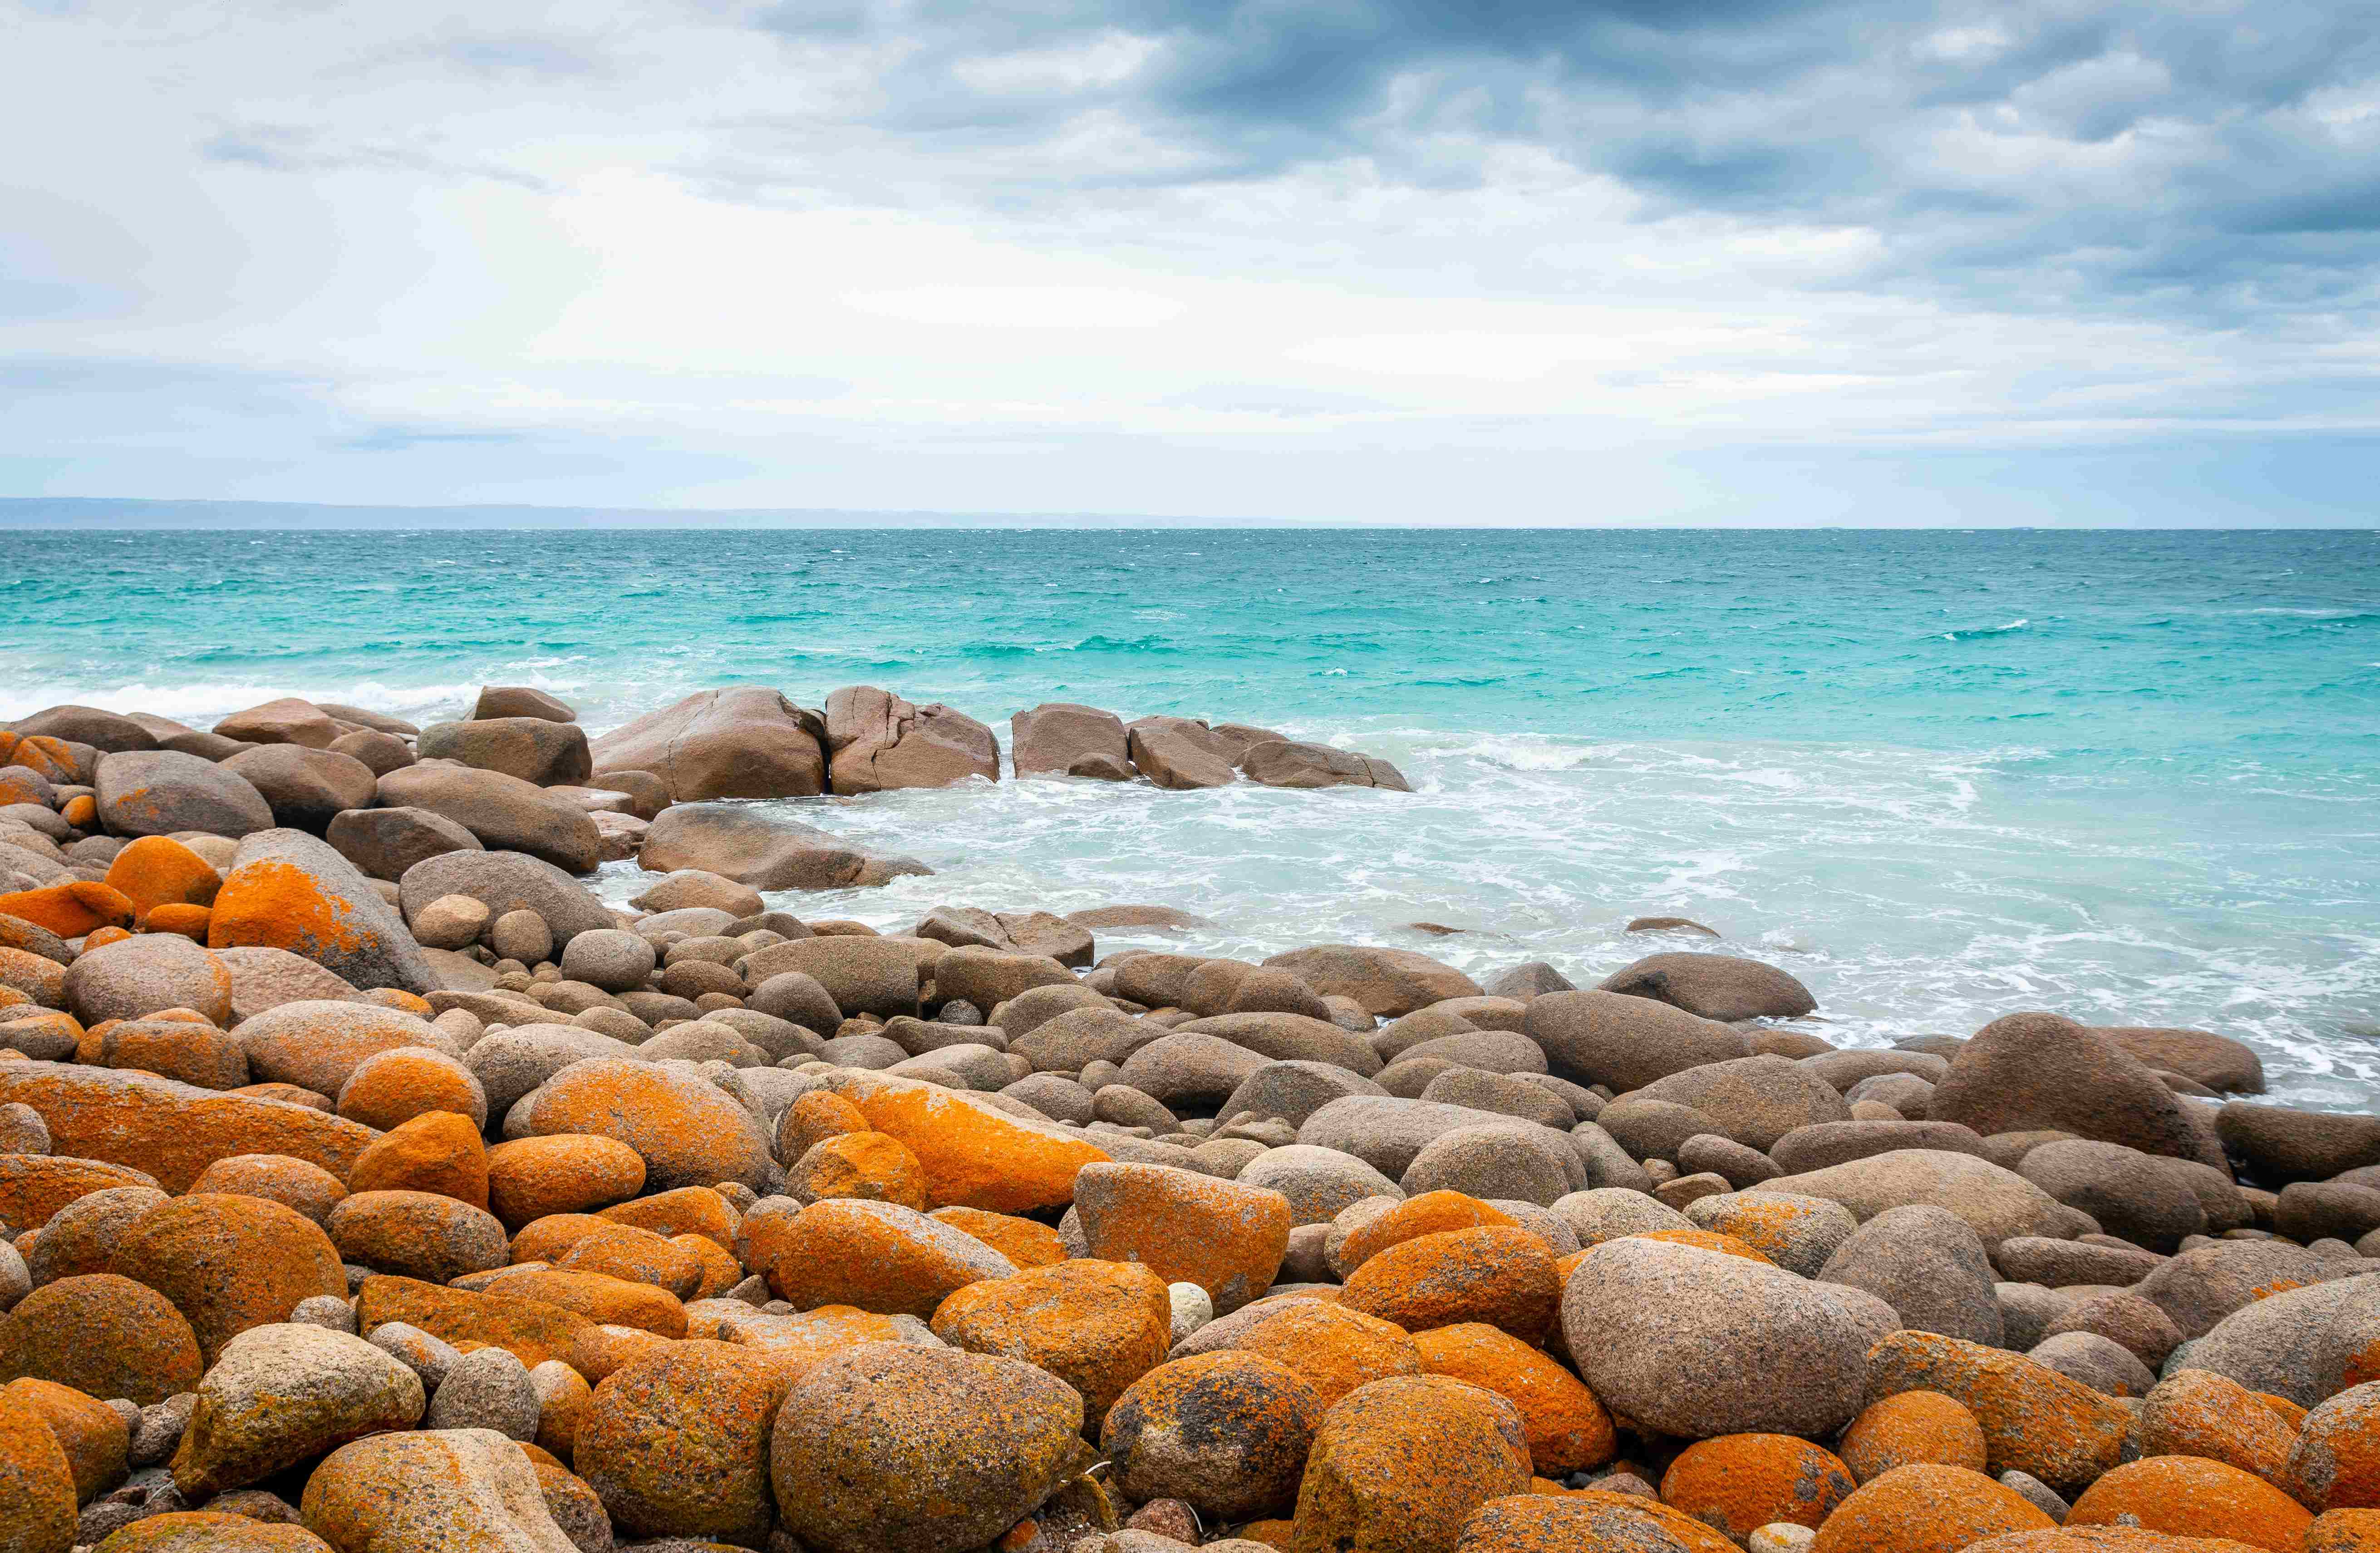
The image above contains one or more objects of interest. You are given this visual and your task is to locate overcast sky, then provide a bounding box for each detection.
[5,0,2376,523]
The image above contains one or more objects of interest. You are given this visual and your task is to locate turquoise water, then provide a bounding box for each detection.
[6,528,2378,1106]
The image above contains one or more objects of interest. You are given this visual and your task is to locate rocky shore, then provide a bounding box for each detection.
[0,690,2376,1553]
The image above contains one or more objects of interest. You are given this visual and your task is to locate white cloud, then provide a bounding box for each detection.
[1,0,2375,522]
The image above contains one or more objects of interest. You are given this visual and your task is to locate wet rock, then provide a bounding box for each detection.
[1239,740,1411,792]
[642,803,928,889]
[1012,703,1135,780]
[593,687,828,802]
[825,686,998,792]
[1126,718,1235,790]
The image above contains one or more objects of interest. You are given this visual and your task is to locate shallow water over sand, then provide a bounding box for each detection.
[7,527,2376,1107]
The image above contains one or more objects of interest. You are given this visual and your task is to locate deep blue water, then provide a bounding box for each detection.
[6,528,2377,1105]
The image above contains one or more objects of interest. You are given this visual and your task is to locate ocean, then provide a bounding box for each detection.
[5,527,2376,1109]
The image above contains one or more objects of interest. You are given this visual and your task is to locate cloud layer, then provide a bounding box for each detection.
[3,0,2375,521]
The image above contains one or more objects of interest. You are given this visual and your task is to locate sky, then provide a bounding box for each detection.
[3,0,2377,524]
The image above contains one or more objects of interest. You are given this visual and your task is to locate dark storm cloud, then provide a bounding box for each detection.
[737,0,2380,321]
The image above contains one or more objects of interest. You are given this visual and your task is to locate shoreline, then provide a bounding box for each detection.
[5,686,2379,1549]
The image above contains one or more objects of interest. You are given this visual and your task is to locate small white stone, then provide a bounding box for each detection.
[1167,1282,1214,1345]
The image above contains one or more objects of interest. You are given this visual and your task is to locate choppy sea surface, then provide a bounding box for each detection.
[5,527,2377,1108]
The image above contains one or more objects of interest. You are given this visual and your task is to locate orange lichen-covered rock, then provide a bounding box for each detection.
[1660,1433,1856,1543]
[0,730,77,782]
[930,1258,1173,1429]
[2139,1369,2300,1489]
[777,1089,869,1164]
[508,1060,773,1194]
[91,1512,336,1550]
[0,1061,375,1191]
[2307,1510,2380,1551]
[2068,1457,2312,1549]
[595,1185,740,1252]
[56,794,96,830]
[300,1427,581,1553]
[1101,1350,1323,1522]
[1227,1297,1423,1410]
[1340,1227,1561,1342]
[706,1304,910,1382]
[575,1339,796,1546]
[6,1376,129,1504]
[187,1154,348,1225]
[769,1344,1089,1553]
[530,1359,591,1461]
[0,1154,160,1229]
[1809,1464,2057,1553]
[0,1379,78,1553]
[486,1135,645,1230]
[327,1189,509,1284]
[359,987,432,1016]
[788,1130,929,1210]
[813,1068,1111,1213]
[0,881,136,939]
[336,1046,486,1131]
[1291,1374,1533,1553]
[2288,1382,2380,1513]
[83,927,135,951]
[1333,1191,1518,1276]
[205,833,433,997]
[1412,1322,1615,1476]
[1632,1226,1777,1265]
[347,1110,489,1208]
[764,1199,1017,1317]
[0,1274,205,1405]
[236,1000,443,1098]
[479,1268,689,1338]
[357,1274,593,1371]
[87,1510,336,1549]
[511,1213,618,1266]
[1839,1389,1990,1484]
[672,1233,741,1299]
[0,948,67,1010]
[140,905,211,942]
[1074,1161,1292,1313]
[104,1192,345,1364]
[101,838,221,923]
[87,1018,248,1090]
[1864,1329,2132,1496]
[556,1225,704,1299]
[930,1205,1069,1269]
[1454,1493,1737,1553]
